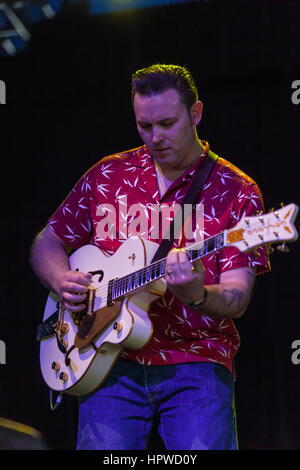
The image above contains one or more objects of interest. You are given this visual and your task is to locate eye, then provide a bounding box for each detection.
[139,124,151,131]
[161,120,175,128]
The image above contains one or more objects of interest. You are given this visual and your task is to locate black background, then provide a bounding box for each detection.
[0,0,299,451]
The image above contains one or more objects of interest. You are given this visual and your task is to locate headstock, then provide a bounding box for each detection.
[225,203,299,253]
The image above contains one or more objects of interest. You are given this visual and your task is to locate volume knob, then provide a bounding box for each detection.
[59,372,68,383]
[113,322,123,333]
[52,361,60,372]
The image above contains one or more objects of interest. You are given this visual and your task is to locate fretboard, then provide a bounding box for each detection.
[107,232,224,304]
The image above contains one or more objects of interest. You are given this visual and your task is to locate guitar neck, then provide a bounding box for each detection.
[107,232,225,303]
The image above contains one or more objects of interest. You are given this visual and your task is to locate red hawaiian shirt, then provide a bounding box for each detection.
[48,141,270,373]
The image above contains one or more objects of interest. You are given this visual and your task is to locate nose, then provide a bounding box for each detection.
[152,126,163,145]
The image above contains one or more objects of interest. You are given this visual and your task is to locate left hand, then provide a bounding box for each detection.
[165,248,206,305]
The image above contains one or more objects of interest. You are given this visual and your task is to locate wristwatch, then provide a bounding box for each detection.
[187,287,208,309]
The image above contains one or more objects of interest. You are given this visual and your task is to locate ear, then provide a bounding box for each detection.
[191,101,203,125]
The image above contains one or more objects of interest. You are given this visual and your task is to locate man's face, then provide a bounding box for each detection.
[133,88,202,171]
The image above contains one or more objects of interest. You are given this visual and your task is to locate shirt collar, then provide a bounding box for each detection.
[129,141,210,202]
[131,140,210,171]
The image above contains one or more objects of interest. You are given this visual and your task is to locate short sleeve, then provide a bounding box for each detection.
[48,172,93,249]
[218,183,271,276]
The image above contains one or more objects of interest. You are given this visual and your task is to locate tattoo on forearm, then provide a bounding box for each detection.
[223,287,245,311]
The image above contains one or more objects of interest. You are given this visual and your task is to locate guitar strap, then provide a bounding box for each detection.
[150,149,219,263]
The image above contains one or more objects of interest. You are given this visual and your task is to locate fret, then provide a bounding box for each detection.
[187,249,200,263]
[133,272,139,289]
[151,265,155,281]
[215,233,224,249]
[155,263,161,278]
[146,266,152,282]
[139,270,143,286]
[159,260,164,277]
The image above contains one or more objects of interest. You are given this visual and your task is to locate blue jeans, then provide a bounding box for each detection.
[76,358,238,450]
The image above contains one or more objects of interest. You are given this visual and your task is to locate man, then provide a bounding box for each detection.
[30,64,270,450]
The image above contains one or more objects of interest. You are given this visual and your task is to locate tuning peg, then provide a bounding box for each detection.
[276,242,290,253]
[266,244,274,254]
[280,202,284,208]
[255,210,263,216]
[268,207,274,213]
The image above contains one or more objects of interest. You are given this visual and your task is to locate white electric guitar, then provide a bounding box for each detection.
[38,203,298,398]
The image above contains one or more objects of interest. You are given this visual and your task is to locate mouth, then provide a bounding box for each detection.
[153,148,170,154]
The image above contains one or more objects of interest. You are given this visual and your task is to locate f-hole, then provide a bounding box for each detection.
[89,270,104,283]
[75,267,104,283]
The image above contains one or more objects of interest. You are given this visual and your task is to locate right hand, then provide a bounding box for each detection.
[56,270,92,312]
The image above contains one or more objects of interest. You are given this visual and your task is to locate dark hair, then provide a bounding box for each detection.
[131,64,198,112]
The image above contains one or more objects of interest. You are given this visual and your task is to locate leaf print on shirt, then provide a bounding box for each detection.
[173,311,193,329]
[80,175,91,193]
[80,220,91,233]
[62,204,73,216]
[217,170,234,185]
[64,224,82,244]
[97,183,110,198]
[211,189,230,203]
[219,253,240,270]
[100,163,114,179]
[244,190,260,209]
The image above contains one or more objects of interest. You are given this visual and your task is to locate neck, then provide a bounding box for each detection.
[159,139,204,180]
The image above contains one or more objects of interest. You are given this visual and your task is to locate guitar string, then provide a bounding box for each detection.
[75,234,224,306]
[55,233,225,310]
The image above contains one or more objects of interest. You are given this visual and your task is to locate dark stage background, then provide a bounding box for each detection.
[0,0,300,451]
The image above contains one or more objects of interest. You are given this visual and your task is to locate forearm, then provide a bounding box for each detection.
[165,248,256,321]
[29,228,70,294]
[191,279,253,320]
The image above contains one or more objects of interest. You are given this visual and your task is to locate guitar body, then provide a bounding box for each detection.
[40,237,166,396]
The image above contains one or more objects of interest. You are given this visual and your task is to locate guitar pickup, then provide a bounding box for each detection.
[85,287,96,316]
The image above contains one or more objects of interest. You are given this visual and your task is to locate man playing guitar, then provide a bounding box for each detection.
[30,64,271,450]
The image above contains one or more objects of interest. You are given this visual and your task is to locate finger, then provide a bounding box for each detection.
[63,271,92,293]
[165,248,185,276]
[64,282,89,295]
[192,259,205,274]
[69,271,92,287]
[63,291,87,304]
[62,290,87,312]
[63,300,86,312]
[177,250,193,275]
[165,264,177,279]
[168,249,194,281]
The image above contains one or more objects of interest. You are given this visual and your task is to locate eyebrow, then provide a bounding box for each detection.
[138,117,176,125]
